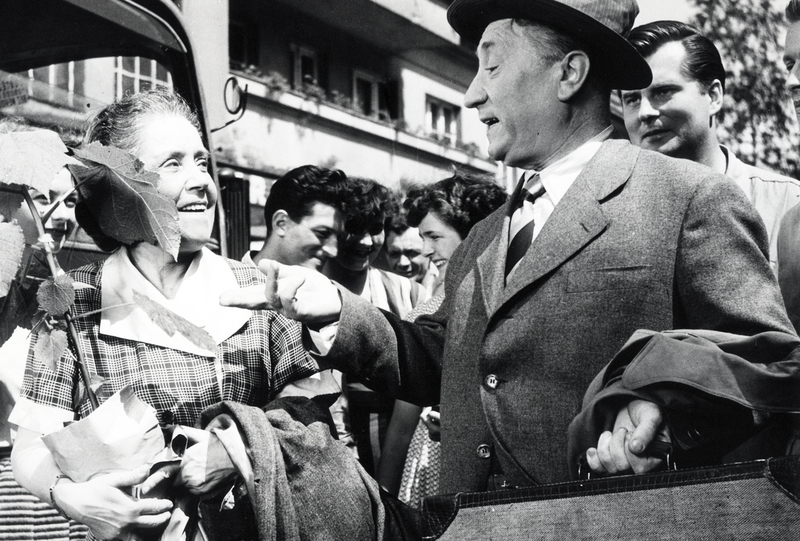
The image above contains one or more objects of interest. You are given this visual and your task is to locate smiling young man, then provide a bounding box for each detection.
[245,165,348,271]
[622,20,800,273]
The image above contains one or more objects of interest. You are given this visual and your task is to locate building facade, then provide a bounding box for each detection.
[214,0,505,253]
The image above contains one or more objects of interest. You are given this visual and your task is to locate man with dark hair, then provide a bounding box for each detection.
[224,0,800,491]
[243,164,356,455]
[622,20,800,273]
[245,165,349,271]
[383,210,430,285]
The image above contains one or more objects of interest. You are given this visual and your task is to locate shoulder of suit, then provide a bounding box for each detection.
[628,144,736,188]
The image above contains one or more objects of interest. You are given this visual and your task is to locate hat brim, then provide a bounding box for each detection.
[447,0,652,90]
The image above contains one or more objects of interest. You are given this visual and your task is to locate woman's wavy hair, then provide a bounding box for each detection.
[75,89,200,252]
[341,177,392,235]
[405,172,508,239]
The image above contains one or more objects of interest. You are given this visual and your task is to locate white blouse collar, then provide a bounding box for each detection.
[100,247,251,357]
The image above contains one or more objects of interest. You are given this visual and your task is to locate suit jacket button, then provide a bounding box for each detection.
[476,444,492,459]
[485,374,498,389]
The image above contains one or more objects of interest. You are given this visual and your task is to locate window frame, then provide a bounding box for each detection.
[425,95,460,145]
[114,56,172,99]
[291,44,319,89]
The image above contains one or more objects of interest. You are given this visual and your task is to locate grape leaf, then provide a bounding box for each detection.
[0,222,25,298]
[37,274,76,316]
[34,327,68,372]
[70,143,181,260]
[132,289,217,353]
[0,130,78,194]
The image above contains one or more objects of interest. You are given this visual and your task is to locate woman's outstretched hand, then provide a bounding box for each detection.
[220,259,342,325]
[54,465,173,541]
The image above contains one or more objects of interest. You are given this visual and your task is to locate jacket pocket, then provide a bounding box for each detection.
[566,265,653,292]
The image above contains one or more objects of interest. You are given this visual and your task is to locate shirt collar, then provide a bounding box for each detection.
[100,247,251,356]
[525,126,614,207]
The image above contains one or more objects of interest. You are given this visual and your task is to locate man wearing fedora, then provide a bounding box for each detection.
[224,0,798,491]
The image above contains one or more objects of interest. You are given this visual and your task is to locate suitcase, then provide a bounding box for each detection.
[421,455,800,540]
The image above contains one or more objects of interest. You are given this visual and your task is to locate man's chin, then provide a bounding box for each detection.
[302,258,325,272]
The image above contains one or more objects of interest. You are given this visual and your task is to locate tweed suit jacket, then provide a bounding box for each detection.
[326,139,796,492]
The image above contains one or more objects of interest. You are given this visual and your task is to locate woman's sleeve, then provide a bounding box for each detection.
[265,313,319,397]
[10,333,78,435]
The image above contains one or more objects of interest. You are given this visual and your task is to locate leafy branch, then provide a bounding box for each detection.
[20,188,98,409]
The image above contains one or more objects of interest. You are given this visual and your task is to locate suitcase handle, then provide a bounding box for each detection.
[577,438,676,480]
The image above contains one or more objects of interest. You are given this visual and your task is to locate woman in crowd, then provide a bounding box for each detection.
[9,89,317,541]
[321,177,427,492]
[0,121,84,540]
[396,173,507,508]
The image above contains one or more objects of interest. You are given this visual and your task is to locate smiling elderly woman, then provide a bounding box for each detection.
[9,89,318,541]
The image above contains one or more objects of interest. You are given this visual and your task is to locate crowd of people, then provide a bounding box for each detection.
[3,0,800,539]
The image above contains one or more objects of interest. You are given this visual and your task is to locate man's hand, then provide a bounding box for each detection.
[55,465,173,541]
[219,259,342,324]
[420,407,441,442]
[585,399,671,475]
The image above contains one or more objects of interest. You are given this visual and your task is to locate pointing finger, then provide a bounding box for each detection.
[219,285,269,310]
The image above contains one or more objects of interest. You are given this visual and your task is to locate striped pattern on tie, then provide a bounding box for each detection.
[505,174,546,277]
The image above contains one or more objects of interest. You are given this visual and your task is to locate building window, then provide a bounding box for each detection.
[27,62,84,108]
[115,57,172,98]
[352,70,390,120]
[291,45,318,89]
[426,97,459,144]
[229,20,259,69]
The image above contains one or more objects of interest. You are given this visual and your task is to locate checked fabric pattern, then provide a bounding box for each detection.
[19,259,318,427]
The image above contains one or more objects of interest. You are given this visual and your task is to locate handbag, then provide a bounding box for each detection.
[421,455,800,540]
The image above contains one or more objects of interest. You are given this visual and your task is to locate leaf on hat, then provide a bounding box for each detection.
[34,327,68,372]
[37,274,76,316]
[132,289,216,353]
[0,130,78,194]
[70,143,181,260]
[0,222,25,298]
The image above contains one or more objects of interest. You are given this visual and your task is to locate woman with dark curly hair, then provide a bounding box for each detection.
[396,172,507,508]
[405,173,509,296]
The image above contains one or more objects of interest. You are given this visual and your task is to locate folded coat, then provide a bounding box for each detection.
[568,329,800,475]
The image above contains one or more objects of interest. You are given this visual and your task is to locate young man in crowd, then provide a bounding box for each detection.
[243,164,355,452]
[384,214,428,284]
[621,20,800,275]
[245,165,348,271]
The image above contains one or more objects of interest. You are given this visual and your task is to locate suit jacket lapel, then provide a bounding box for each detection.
[476,208,511,316]
[495,140,640,313]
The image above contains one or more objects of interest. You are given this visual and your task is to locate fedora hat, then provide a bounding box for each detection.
[447,0,652,89]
